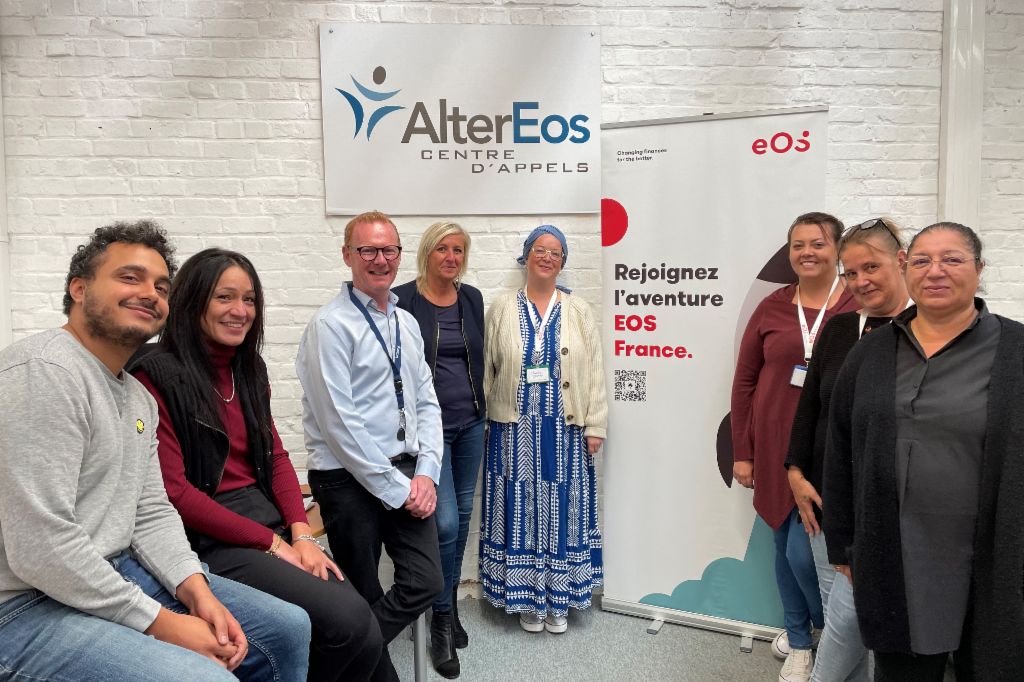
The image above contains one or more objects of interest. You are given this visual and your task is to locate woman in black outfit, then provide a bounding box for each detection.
[133,248,383,682]
[393,221,485,680]
[785,218,910,681]
[823,223,1024,681]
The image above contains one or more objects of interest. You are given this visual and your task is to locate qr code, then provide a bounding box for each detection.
[614,369,647,402]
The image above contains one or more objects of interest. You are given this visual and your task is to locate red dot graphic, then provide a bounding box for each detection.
[602,198,628,247]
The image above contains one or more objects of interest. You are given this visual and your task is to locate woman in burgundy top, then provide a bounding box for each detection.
[133,248,383,682]
[730,213,857,681]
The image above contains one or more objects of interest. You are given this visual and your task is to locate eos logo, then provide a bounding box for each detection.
[752,130,811,155]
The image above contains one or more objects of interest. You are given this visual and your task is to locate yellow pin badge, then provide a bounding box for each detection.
[136,419,145,434]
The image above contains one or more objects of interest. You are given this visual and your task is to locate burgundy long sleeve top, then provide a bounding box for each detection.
[135,343,307,550]
[730,283,856,530]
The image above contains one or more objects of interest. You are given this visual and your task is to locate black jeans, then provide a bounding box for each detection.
[309,461,444,682]
[199,486,384,682]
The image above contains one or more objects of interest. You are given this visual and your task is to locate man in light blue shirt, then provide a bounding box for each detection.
[297,210,444,682]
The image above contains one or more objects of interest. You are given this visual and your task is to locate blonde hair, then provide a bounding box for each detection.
[344,210,398,246]
[415,221,471,292]
[838,217,905,256]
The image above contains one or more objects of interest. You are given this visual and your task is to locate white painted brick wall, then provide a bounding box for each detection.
[981,0,1024,319]
[2,0,1021,588]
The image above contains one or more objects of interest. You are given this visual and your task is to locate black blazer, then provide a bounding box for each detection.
[392,280,485,420]
[823,305,1024,677]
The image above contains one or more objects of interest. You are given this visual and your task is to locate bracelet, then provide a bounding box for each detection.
[294,534,325,551]
[266,534,282,557]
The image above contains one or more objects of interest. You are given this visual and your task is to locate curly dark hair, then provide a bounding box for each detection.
[62,220,177,315]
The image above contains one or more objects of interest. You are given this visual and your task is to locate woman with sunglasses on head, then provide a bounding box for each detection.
[824,222,1024,681]
[785,218,911,682]
[393,222,484,680]
[731,212,857,682]
[479,225,607,636]
[133,248,383,682]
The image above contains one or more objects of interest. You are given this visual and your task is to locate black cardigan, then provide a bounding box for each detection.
[785,311,891,521]
[392,280,485,420]
[823,305,1024,677]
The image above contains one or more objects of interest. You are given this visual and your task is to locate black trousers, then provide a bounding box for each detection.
[874,650,972,682]
[873,616,974,682]
[309,461,444,682]
[200,486,384,682]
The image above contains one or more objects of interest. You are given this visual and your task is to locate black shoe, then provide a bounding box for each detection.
[452,588,468,649]
[430,611,460,679]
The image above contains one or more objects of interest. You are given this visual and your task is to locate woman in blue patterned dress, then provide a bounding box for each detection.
[479,225,608,634]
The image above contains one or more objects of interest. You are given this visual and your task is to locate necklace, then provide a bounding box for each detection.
[213,369,236,403]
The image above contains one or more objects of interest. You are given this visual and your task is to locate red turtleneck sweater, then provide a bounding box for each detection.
[135,343,307,550]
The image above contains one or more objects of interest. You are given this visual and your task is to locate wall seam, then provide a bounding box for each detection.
[0,59,12,351]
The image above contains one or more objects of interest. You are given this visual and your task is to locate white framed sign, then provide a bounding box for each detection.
[319,24,601,215]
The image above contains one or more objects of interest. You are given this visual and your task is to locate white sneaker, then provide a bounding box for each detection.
[778,649,812,682]
[544,613,568,634]
[771,631,790,660]
[519,612,544,633]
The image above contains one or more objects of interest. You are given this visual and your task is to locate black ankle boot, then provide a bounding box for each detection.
[430,611,460,679]
[452,589,468,649]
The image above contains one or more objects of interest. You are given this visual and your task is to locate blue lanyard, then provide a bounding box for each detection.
[348,283,406,441]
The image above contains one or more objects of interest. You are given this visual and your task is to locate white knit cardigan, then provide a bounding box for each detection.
[483,289,608,439]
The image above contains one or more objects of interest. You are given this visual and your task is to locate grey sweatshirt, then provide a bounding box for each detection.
[0,329,203,632]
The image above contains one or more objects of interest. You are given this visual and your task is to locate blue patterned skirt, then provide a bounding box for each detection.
[478,413,604,617]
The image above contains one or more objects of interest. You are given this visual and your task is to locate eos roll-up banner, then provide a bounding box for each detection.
[601,107,828,637]
[319,24,601,215]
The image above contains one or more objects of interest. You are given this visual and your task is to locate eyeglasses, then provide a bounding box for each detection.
[530,245,564,261]
[907,254,976,271]
[350,245,402,262]
[841,218,902,248]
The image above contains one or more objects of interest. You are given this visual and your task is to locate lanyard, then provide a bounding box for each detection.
[524,287,558,346]
[857,313,869,339]
[348,283,406,441]
[858,298,914,339]
[796,276,840,362]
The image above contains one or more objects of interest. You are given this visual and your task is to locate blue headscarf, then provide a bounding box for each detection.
[516,224,569,267]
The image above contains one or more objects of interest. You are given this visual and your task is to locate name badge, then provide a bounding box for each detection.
[790,365,808,388]
[526,364,551,384]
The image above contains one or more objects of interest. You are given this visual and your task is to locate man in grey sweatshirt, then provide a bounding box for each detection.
[0,222,310,681]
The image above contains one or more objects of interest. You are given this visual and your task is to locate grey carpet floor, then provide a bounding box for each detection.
[389,595,785,681]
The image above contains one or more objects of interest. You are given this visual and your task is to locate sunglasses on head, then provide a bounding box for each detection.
[841,218,902,247]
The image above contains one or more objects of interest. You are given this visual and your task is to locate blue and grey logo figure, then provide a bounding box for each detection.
[336,66,404,140]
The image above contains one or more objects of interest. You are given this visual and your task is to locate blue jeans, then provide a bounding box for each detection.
[432,417,485,613]
[809,532,870,682]
[773,507,824,650]
[0,554,310,682]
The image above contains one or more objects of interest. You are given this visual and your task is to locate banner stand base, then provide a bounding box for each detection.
[601,597,783,647]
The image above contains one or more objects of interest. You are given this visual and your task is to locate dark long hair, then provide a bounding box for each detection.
[160,248,270,435]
